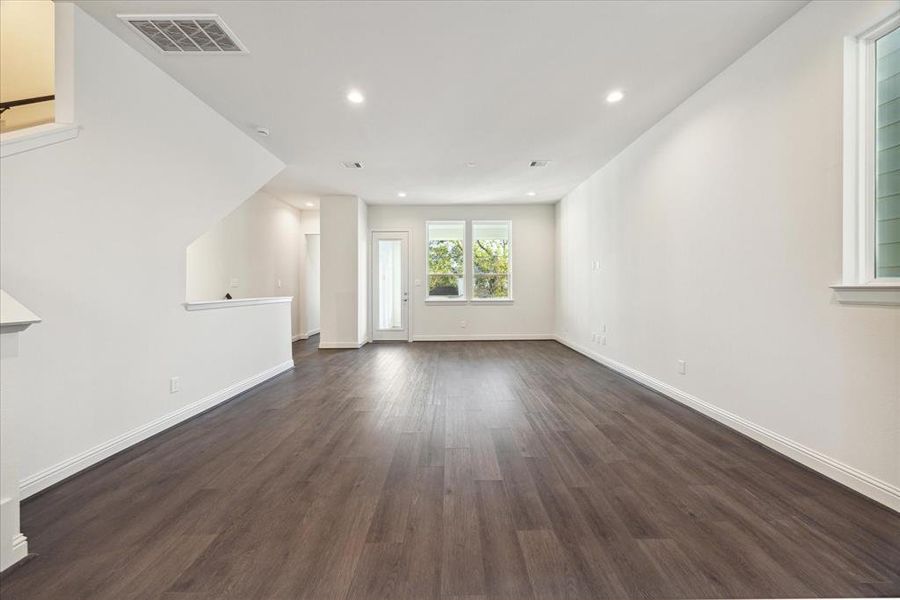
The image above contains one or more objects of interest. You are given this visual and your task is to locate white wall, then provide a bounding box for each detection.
[0,6,289,499]
[555,0,900,509]
[368,204,555,340]
[357,199,369,344]
[320,196,368,347]
[186,191,313,339]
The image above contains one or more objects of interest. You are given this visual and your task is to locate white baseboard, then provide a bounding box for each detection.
[292,329,320,342]
[318,340,367,349]
[18,360,295,499]
[413,333,554,342]
[0,533,28,573]
[554,335,900,513]
[9,534,27,564]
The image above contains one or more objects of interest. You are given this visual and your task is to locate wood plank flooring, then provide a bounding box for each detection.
[2,338,899,599]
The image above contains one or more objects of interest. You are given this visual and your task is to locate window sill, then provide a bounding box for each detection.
[423,297,515,305]
[0,122,80,158]
[183,296,293,311]
[830,283,900,306]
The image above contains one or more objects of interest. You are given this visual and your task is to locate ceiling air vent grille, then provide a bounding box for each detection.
[341,161,364,169]
[119,14,248,54]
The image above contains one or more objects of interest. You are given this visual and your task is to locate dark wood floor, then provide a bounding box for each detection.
[2,338,899,599]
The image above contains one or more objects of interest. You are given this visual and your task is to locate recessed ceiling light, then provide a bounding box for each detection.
[526,191,536,197]
[397,192,407,198]
[529,160,550,168]
[305,202,315,207]
[346,89,365,104]
[465,161,477,168]
[606,90,624,103]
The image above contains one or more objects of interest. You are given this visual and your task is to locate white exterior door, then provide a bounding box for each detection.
[372,231,409,341]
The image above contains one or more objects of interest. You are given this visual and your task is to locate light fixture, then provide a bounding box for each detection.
[397,192,407,198]
[606,89,624,103]
[256,126,270,136]
[305,202,315,207]
[465,161,477,168]
[346,89,365,104]
[526,191,536,197]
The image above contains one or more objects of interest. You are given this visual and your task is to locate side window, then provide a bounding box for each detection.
[472,221,512,300]
[876,25,900,278]
[835,14,900,304]
[426,221,466,299]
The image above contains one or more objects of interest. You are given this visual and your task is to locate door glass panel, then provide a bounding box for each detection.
[378,239,403,329]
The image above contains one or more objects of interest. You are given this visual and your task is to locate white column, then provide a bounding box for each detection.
[319,196,368,348]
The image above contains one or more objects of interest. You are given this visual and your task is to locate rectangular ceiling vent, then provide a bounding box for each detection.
[341,161,364,169]
[530,160,551,168]
[119,14,248,54]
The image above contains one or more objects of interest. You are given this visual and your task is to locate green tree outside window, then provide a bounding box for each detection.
[473,222,510,299]
[427,239,464,296]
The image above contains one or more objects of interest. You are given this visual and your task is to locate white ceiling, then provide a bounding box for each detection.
[77,0,806,206]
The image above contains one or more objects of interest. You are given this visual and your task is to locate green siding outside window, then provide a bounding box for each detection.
[876,26,900,277]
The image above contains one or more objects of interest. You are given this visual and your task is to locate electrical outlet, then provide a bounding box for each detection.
[460,320,467,328]
[170,376,180,393]
[230,278,239,288]
[678,360,686,375]
[600,335,607,346]
[276,278,282,288]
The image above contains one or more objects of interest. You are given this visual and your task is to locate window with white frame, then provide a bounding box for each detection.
[875,25,900,278]
[472,220,512,300]
[426,221,465,299]
[837,13,900,304]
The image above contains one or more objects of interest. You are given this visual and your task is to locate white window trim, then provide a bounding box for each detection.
[835,13,900,305]
[0,3,78,158]
[471,219,514,302]
[425,220,467,301]
[424,297,468,304]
